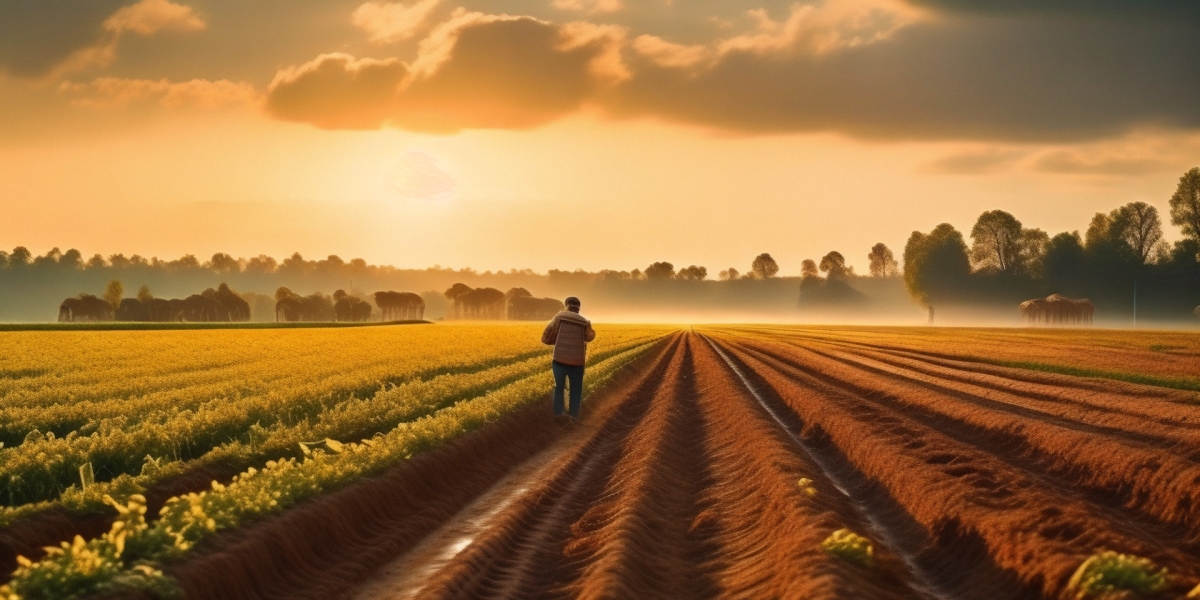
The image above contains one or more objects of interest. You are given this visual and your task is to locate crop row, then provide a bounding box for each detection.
[0,328,665,524]
[0,334,663,600]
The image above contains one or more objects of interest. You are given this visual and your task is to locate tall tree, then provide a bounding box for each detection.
[677,265,707,280]
[645,261,676,280]
[819,251,851,280]
[750,253,779,279]
[1110,201,1163,264]
[903,223,971,307]
[103,280,124,312]
[1169,167,1200,243]
[137,285,154,303]
[867,243,898,277]
[969,210,1024,274]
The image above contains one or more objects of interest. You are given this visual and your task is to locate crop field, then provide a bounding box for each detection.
[2,324,1199,599]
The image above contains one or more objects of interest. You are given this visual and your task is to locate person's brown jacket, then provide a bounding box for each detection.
[541,310,595,366]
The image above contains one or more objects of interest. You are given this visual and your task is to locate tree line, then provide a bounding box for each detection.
[902,168,1200,321]
[58,282,251,322]
[444,285,564,321]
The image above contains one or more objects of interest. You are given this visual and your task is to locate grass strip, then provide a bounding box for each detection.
[984,359,1200,395]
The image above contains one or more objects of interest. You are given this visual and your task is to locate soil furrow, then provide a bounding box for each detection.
[162,336,676,600]
[402,335,688,600]
[731,336,1200,547]
[716,336,1199,599]
[690,336,922,599]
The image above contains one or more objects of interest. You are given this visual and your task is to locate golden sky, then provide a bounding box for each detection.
[2,0,1198,274]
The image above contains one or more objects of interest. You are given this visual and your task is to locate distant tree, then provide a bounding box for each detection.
[903,223,971,308]
[1169,167,1200,243]
[645,261,676,280]
[677,265,707,280]
[137,285,153,303]
[60,249,83,270]
[750,253,779,279]
[1110,201,1164,265]
[103,280,124,312]
[34,248,62,268]
[86,254,106,269]
[1016,228,1049,277]
[970,210,1024,274]
[444,283,474,319]
[801,259,819,279]
[718,268,739,281]
[10,247,31,268]
[209,252,240,274]
[275,287,294,302]
[867,243,898,277]
[819,251,851,280]
[245,255,278,274]
[169,255,201,270]
[1042,232,1086,292]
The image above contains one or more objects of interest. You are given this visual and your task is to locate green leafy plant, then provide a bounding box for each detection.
[822,528,873,567]
[1068,551,1167,599]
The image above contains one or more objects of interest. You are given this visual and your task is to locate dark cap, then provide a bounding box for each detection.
[565,296,581,308]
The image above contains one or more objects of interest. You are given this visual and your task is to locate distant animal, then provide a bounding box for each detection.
[1020,294,1093,326]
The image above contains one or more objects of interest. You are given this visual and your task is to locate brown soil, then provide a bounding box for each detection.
[65,329,1200,599]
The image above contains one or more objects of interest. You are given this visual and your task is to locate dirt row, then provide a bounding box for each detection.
[709,331,1200,599]
[69,330,1200,599]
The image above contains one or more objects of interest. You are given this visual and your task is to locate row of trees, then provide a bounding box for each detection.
[58,282,251,322]
[903,168,1200,320]
[443,285,563,321]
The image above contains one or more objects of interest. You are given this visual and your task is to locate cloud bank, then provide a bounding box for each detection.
[261,0,1200,142]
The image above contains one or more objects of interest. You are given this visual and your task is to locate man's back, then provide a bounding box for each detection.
[542,310,595,366]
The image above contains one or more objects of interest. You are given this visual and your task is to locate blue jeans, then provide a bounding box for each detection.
[552,361,584,418]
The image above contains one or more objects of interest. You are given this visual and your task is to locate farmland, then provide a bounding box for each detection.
[3,325,1200,599]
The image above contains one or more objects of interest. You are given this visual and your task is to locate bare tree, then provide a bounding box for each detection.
[867,243,898,277]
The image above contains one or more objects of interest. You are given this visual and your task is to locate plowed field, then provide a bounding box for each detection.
[128,328,1200,600]
[5,326,1199,599]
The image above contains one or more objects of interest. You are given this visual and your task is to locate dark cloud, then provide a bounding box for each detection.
[267,15,607,132]
[923,148,1026,174]
[902,0,1200,20]
[0,0,127,77]
[1031,150,1173,176]
[613,16,1200,142]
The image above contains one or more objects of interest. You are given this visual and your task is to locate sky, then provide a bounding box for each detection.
[1,0,1199,274]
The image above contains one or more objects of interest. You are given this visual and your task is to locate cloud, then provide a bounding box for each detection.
[613,16,1200,141]
[717,0,923,57]
[922,148,1026,174]
[103,0,205,35]
[352,0,441,44]
[267,12,612,132]
[0,0,205,79]
[1031,151,1173,176]
[264,2,1200,142]
[552,0,622,14]
[385,149,456,202]
[59,77,258,108]
[266,54,408,130]
[901,0,1200,20]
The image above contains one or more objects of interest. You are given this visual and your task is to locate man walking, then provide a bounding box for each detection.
[542,296,595,422]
